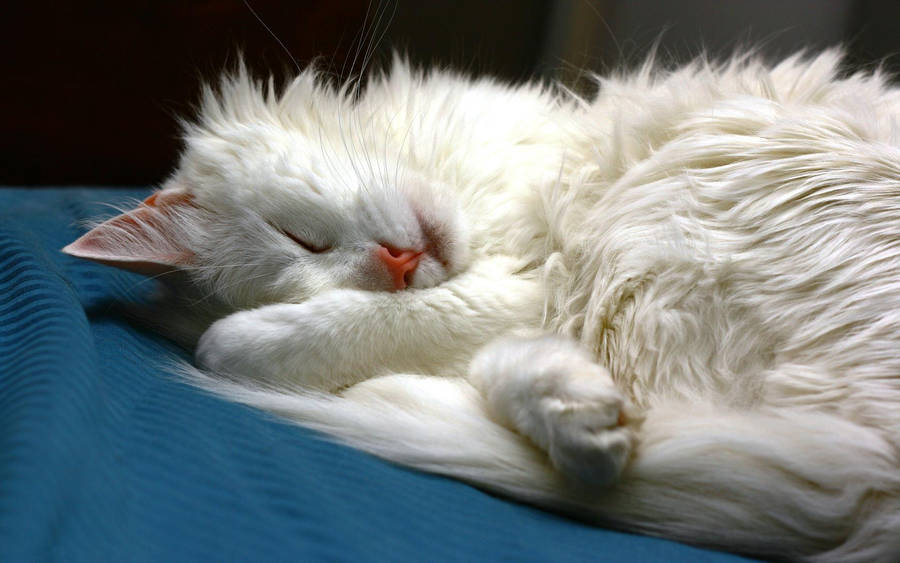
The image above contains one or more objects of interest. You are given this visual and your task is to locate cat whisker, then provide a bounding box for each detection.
[116,261,280,295]
[176,262,276,272]
[341,0,375,83]
[356,109,377,190]
[241,0,301,74]
[381,113,393,190]
[336,89,367,192]
[317,122,349,190]
[395,107,421,189]
[335,0,399,197]
[186,268,280,307]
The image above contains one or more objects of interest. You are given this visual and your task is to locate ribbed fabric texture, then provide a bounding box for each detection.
[0,188,752,562]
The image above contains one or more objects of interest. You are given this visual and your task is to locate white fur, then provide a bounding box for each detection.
[69,51,900,561]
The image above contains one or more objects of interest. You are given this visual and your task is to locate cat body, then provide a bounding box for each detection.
[64,52,900,561]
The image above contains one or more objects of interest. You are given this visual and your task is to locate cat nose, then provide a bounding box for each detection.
[376,245,422,290]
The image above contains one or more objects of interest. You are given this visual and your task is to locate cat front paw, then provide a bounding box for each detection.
[195,312,276,382]
[470,335,635,489]
[195,306,324,388]
[538,368,633,488]
[194,298,376,391]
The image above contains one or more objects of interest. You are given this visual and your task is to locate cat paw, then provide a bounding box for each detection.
[538,369,633,488]
[195,313,265,380]
[194,299,369,391]
[195,307,307,387]
[470,335,634,489]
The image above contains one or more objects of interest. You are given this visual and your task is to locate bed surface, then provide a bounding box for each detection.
[0,187,754,562]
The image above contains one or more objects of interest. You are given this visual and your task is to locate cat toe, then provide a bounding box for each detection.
[541,390,633,488]
[549,424,632,489]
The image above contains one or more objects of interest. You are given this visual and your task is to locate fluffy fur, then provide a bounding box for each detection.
[64,51,900,561]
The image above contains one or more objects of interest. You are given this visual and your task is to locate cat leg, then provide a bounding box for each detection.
[196,256,543,391]
[469,335,634,489]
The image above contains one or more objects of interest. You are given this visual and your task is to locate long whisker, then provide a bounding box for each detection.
[338,0,384,191]
[185,268,281,307]
[362,0,399,194]
[318,115,352,190]
[383,110,398,190]
[394,106,418,189]
[337,80,367,192]
[360,108,382,191]
[242,0,301,74]
[360,0,397,79]
[342,0,376,82]
[114,260,279,294]
[173,261,278,272]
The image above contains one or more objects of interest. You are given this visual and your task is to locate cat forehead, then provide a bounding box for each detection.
[184,63,529,153]
[179,123,360,198]
[174,63,553,206]
[176,132,431,222]
[179,113,435,210]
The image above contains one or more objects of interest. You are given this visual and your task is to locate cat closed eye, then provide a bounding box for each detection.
[271,224,331,254]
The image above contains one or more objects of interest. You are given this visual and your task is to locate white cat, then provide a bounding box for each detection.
[63,51,900,562]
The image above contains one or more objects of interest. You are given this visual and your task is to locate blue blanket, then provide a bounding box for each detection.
[0,187,753,562]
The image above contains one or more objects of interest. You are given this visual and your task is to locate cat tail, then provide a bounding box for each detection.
[598,404,900,563]
[179,365,900,562]
[177,365,579,511]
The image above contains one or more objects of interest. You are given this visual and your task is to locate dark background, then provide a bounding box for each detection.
[4,0,900,186]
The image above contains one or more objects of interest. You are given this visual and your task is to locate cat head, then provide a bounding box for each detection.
[63,64,471,308]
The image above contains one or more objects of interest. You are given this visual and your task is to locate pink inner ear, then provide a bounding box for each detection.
[62,188,196,276]
[142,189,194,209]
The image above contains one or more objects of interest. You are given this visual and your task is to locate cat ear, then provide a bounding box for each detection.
[62,187,197,276]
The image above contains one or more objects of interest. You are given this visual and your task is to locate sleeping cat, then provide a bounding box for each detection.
[63,51,900,562]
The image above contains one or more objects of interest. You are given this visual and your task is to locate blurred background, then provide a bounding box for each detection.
[4,0,900,186]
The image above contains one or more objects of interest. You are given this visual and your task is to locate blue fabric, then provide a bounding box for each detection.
[0,187,754,562]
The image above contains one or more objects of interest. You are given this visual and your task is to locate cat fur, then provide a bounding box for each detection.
[64,51,900,562]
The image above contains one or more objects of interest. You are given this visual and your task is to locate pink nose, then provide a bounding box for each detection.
[376,245,422,290]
